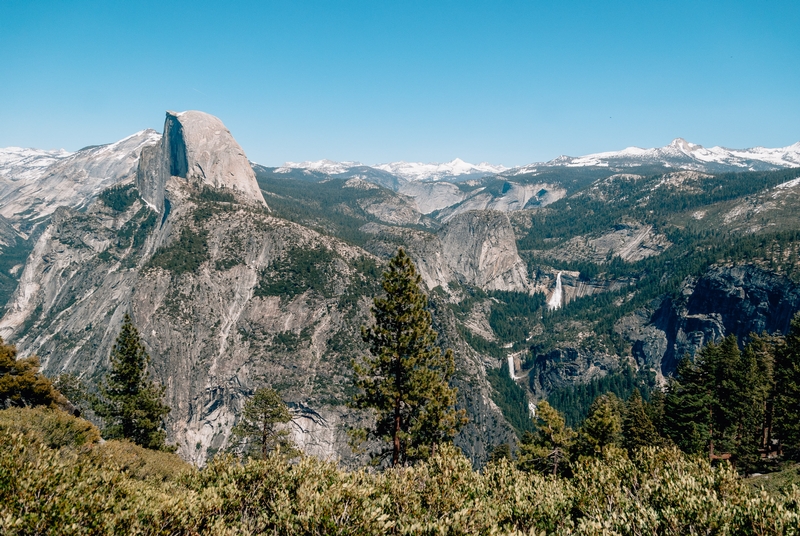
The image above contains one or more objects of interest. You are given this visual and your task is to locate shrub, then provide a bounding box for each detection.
[0,338,68,410]
[0,406,100,449]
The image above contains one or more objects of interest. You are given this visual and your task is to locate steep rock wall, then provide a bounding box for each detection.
[136,111,267,212]
[618,265,800,379]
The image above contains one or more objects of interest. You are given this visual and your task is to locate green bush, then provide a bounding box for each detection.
[2,427,799,534]
[86,439,190,482]
[0,407,100,449]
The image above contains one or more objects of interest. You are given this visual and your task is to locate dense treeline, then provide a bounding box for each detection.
[546,365,648,427]
[524,314,800,478]
[518,167,800,251]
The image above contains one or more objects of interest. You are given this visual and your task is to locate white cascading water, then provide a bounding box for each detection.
[547,271,563,310]
[507,354,516,380]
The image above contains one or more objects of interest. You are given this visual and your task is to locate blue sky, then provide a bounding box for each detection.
[1,0,798,166]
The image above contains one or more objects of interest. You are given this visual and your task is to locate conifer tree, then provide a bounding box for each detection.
[487,443,512,464]
[574,393,623,457]
[352,248,466,466]
[97,314,172,451]
[622,389,661,453]
[646,387,666,432]
[229,387,295,460]
[517,401,574,475]
[745,333,778,455]
[775,313,800,458]
[663,355,713,455]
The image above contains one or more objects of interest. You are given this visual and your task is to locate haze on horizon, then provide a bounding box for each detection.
[1,0,798,167]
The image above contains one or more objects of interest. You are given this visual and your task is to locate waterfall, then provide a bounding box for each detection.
[547,271,563,310]
[507,354,516,380]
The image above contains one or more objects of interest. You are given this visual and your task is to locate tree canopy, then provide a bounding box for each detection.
[352,248,466,466]
[229,387,295,460]
[96,314,172,451]
[0,337,67,411]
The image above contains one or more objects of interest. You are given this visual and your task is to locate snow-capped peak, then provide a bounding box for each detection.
[374,158,508,181]
[0,147,74,183]
[274,158,508,181]
[508,139,800,175]
[275,159,364,175]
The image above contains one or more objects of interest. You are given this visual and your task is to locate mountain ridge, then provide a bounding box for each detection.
[3,111,800,467]
[270,138,800,183]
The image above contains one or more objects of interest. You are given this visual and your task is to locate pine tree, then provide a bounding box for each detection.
[745,334,778,456]
[97,314,172,451]
[229,387,295,460]
[517,401,574,475]
[487,443,512,464]
[775,313,800,458]
[622,389,661,453]
[646,387,666,432]
[352,248,466,466]
[663,356,713,455]
[574,393,622,457]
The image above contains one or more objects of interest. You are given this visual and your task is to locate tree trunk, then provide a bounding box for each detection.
[393,397,401,466]
[709,407,715,460]
[262,413,268,460]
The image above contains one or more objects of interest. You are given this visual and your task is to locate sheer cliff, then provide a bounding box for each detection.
[0,111,516,465]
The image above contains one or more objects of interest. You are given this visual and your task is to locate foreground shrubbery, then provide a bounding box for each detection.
[2,408,800,535]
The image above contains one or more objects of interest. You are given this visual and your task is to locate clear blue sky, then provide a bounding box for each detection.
[1,0,798,167]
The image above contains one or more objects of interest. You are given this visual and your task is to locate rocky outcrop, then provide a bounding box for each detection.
[619,265,800,379]
[399,182,467,214]
[437,183,565,223]
[439,211,530,292]
[136,111,267,212]
[0,131,159,233]
[528,347,620,397]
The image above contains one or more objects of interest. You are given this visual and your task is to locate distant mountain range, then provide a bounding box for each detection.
[273,138,800,182]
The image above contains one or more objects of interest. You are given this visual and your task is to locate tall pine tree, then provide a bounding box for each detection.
[775,313,800,458]
[229,387,295,460]
[352,248,466,466]
[574,393,622,457]
[517,401,574,476]
[622,389,662,453]
[97,313,172,451]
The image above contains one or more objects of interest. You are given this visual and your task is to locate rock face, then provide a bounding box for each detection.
[137,111,266,212]
[362,210,531,293]
[0,131,159,234]
[620,265,800,380]
[0,113,516,467]
[437,183,565,223]
[529,347,620,396]
[439,211,530,292]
